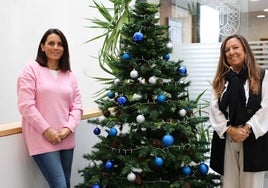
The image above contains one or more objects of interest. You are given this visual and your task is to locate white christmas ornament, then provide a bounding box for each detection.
[89,161,96,168]
[148,76,157,85]
[114,78,120,85]
[98,116,105,122]
[136,114,145,124]
[179,109,187,117]
[167,42,173,49]
[127,172,136,182]
[130,69,139,79]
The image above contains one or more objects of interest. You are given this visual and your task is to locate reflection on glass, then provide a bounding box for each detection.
[200,5,219,43]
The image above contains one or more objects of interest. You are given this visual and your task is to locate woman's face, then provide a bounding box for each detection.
[41,33,64,64]
[224,37,246,72]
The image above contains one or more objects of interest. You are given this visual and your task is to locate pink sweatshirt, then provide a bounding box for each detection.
[17,61,83,156]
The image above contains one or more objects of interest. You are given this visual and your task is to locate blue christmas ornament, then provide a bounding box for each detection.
[105,161,114,170]
[133,31,144,42]
[162,134,174,147]
[122,52,131,60]
[92,183,101,188]
[199,163,209,175]
[107,91,115,99]
[109,127,118,136]
[163,53,170,61]
[154,157,164,167]
[93,127,101,135]
[157,94,166,103]
[182,165,192,175]
[177,66,187,75]
[117,96,128,106]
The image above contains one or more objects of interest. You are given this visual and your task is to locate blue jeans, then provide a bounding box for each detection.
[33,149,74,188]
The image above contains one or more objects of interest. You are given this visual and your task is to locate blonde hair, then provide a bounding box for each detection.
[212,34,260,98]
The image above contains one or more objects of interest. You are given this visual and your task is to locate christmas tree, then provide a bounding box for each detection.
[77,1,220,188]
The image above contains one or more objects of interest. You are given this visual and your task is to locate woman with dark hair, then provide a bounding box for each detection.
[209,34,268,188]
[17,28,83,188]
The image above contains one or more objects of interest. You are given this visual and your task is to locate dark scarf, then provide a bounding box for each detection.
[218,66,248,126]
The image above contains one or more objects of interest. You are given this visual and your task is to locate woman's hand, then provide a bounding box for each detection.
[43,128,62,144]
[227,126,250,142]
[58,127,72,140]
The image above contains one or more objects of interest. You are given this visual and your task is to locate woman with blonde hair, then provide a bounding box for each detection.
[209,34,268,188]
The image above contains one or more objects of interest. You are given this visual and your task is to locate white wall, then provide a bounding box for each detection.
[0,120,102,188]
[0,0,112,124]
[0,133,48,187]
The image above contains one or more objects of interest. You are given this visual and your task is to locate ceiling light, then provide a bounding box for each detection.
[257,15,266,18]
[264,9,268,12]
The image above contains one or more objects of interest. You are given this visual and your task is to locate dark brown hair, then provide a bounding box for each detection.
[36,28,71,72]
